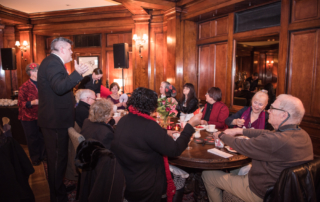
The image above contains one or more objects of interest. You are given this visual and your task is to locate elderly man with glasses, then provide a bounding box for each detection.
[202,94,314,202]
[75,89,96,128]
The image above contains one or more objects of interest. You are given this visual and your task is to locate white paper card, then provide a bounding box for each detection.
[207,148,233,158]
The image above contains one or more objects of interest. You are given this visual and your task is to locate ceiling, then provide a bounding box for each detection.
[0,0,120,14]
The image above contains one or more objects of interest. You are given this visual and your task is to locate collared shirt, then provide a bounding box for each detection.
[52,53,65,64]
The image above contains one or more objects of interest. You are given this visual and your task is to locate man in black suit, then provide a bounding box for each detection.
[38,37,88,202]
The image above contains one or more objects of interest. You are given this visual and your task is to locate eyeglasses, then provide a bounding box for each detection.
[269,105,286,112]
[87,97,96,101]
[260,90,268,93]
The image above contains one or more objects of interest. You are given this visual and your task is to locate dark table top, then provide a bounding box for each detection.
[168,119,251,170]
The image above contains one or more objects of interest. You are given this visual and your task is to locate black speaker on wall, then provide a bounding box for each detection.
[113,43,129,69]
[1,48,16,70]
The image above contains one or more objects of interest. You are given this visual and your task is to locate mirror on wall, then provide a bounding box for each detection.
[233,35,279,107]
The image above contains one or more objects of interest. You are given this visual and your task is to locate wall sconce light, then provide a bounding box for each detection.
[132,34,148,58]
[266,60,274,67]
[15,40,29,61]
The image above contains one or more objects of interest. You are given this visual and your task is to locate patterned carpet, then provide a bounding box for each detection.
[43,162,195,202]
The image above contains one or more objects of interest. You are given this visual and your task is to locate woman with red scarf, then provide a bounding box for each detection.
[111,87,201,202]
[225,91,272,130]
[18,63,46,166]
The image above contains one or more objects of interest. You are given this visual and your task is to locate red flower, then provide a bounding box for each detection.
[166,107,170,112]
[172,90,176,94]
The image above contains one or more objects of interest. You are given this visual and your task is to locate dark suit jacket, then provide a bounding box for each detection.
[111,113,195,202]
[81,119,114,149]
[75,101,90,128]
[38,54,83,128]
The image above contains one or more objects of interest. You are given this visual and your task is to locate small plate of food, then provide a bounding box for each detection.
[194,125,207,130]
[225,146,237,153]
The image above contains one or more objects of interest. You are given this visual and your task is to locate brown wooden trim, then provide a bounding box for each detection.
[29,5,127,18]
[197,35,228,45]
[226,13,234,108]
[277,0,290,95]
[0,4,29,18]
[289,19,320,31]
[233,26,280,40]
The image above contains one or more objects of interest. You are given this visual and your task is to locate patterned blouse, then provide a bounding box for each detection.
[18,79,38,121]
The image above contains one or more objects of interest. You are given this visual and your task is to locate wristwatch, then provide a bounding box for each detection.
[218,132,224,139]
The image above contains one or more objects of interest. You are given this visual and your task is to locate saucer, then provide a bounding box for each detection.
[206,128,218,133]
[194,125,207,130]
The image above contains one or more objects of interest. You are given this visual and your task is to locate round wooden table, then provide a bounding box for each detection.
[169,128,251,170]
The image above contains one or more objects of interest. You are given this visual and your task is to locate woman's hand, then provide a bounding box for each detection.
[232,118,245,127]
[122,102,127,108]
[167,130,176,139]
[201,120,208,125]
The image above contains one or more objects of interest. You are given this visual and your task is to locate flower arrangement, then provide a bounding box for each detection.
[156,97,178,118]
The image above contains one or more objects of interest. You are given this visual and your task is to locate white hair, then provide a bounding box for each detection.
[79,89,95,101]
[277,94,305,124]
[252,91,269,105]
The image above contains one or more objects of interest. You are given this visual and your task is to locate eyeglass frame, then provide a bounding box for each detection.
[87,97,96,101]
[269,105,287,113]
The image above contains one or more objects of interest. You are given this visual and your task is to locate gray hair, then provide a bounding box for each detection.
[277,94,305,123]
[79,89,95,101]
[50,37,72,52]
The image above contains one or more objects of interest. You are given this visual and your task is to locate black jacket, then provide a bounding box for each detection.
[264,158,320,202]
[75,101,90,128]
[176,97,198,117]
[75,139,125,202]
[38,54,83,128]
[81,118,114,149]
[111,113,195,202]
[0,137,35,202]
[78,74,101,94]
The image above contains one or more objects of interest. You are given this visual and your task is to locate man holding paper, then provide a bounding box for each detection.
[202,94,313,202]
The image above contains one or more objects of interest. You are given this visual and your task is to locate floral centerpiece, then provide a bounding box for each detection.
[157,97,178,128]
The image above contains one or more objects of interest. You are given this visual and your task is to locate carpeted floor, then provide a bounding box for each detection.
[43,162,195,202]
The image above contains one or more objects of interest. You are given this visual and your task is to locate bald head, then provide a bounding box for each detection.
[277,94,305,124]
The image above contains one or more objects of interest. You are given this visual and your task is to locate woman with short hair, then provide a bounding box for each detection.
[225,91,271,129]
[107,82,126,109]
[81,98,115,149]
[201,87,229,130]
[78,68,103,94]
[111,87,201,202]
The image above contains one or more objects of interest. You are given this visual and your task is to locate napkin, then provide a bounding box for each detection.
[120,93,128,103]
[207,148,233,158]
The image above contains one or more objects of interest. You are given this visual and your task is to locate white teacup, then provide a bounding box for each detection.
[208,124,216,131]
[114,112,120,117]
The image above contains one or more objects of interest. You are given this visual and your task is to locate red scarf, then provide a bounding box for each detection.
[128,106,176,202]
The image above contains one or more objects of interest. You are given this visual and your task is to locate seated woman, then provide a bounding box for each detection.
[176,83,198,120]
[111,87,201,202]
[107,82,126,110]
[81,99,116,149]
[225,91,271,130]
[78,68,103,95]
[201,87,229,130]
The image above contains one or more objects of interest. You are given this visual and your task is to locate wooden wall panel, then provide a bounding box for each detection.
[183,20,198,95]
[292,0,320,22]
[288,29,320,117]
[155,33,165,94]
[35,35,46,64]
[199,21,210,39]
[199,16,228,40]
[312,30,320,117]
[198,45,211,100]
[107,33,132,47]
[214,43,228,103]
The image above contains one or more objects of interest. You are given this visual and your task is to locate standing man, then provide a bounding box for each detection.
[246,72,259,92]
[38,37,88,202]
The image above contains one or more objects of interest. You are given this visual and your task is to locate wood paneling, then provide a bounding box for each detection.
[291,0,320,23]
[288,29,320,117]
[183,20,198,94]
[198,42,228,102]
[107,33,132,47]
[35,35,46,64]
[199,16,228,40]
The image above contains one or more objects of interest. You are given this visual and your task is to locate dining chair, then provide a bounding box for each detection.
[68,126,85,199]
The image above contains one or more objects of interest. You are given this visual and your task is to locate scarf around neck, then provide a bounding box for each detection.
[239,107,265,129]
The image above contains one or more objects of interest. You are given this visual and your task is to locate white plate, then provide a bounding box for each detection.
[225,146,237,153]
[194,125,207,130]
[206,128,218,133]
